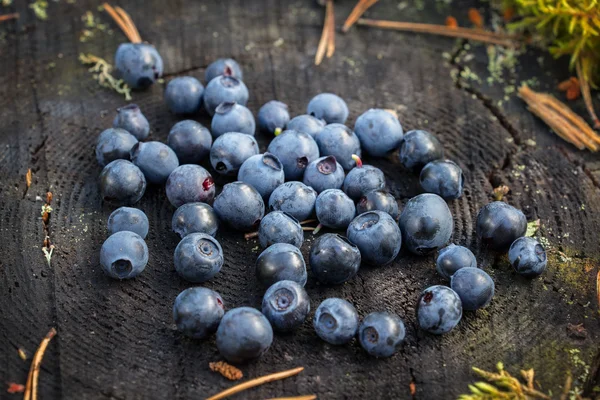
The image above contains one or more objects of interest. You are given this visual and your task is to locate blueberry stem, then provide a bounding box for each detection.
[274,127,282,136]
[300,219,317,225]
[206,367,305,400]
[244,231,259,240]
[351,154,363,168]
[312,223,323,235]
[302,227,316,232]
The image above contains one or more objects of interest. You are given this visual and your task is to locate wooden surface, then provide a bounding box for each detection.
[0,1,599,399]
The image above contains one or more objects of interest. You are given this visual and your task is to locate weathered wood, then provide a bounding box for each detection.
[0,1,598,399]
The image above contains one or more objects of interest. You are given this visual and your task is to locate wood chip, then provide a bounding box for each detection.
[7,383,25,393]
[468,8,483,29]
[18,347,27,361]
[445,16,458,29]
[557,77,580,101]
[26,169,32,189]
[209,361,243,381]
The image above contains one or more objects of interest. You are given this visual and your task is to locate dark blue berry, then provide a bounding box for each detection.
[174,233,223,283]
[205,58,243,83]
[258,211,303,249]
[268,181,317,221]
[107,207,149,238]
[164,76,204,114]
[417,285,462,334]
[210,132,259,176]
[476,202,527,251]
[213,181,265,231]
[309,233,361,284]
[172,202,218,238]
[238,153,285,200]
[100,160,146,206]
[508,237,547,278]
[399,130,444,171]
[100,231,148,279]
[203,75,249,116]
[262,280,310,332]
[342,164,385,201]
[258,100,290,134]
[313,298,359,345]
[399,193,453,255]
[165,164,215,208]
[302,156,345,193]
[173,287,224,339]
[354,109,403,157]
[211,102,255,137]
[356,190,399,220]
[115,43,163,89]
[216,307,273,363]
[96,128,138,167]
[131,141,179,185]
[167,120,212,164]
[347,211,401,265]
[315,124,361,170]
[287,114,326,138]
[358,312,405,357]
[267,130,320,180]
[451,267,494,311]
[420,160,464,200]
[436,244,477,280]
[316,189,356,230]
[307,93,349,124]
[112,104,149,140]
[256,243,307,287]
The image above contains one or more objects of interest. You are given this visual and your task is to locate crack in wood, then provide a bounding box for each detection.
[162,64,210,78]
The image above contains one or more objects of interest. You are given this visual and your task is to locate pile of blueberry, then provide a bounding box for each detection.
[95,58,548,362]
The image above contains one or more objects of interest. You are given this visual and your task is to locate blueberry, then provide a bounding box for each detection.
[358,312,405,357]
[287,114,326,138]
[399,193,454,255]
[213,181,265,231]
[315,189,356,230]
[307,93,349,124]
[347,211,401,266]
[256,243,307,287]
[356,190,399,220]
[205,58,243,83]
[211,102,255,137]
[420,160,464,200]
[309,233,361,284]
[258,211,304,249]
[268,181,317,221]
[302,156,345,193]
[172,202,218,238]
[417,285,462,334]
[262,280,310,332]
[508,237,547,278]
[436,244,477,280]
[267,130,320,180]
[165,165,215,208]
[476,202,527,251]
[315,124,361,170]
[313,298,359,345]
[167,120,212,164]
[115,43,163,89]
[95,128,138,167]
[99,160,146,206]
[164,76,204,114]
[238,153,285,200]
[203,75,249,116]
[100,231,148,279]
[173,287,225,339]
[216,307,273,364]
[258,100,290,134]
[354,109,403,157]
[342,164,385,201]
[399,130,444,171]
[107,207,149,238]
[451,267,494,311]
[210,132,259,176]
[131,141,179,185]
[112,104,149,140]
[174,233,224,283]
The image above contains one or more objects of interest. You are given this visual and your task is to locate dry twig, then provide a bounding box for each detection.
[206,367,304,400]
[342,0,378,33]
[356,18,515,47]
[24,328,57,400]
[265,396,316,400]
[0,12,18,22]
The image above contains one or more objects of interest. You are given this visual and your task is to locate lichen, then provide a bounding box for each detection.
[29,0,48,20]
